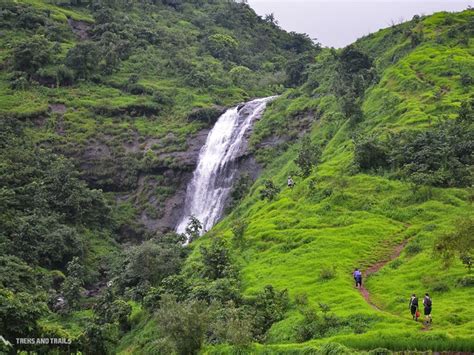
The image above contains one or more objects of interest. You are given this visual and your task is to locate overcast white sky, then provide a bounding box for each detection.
[247,0,473,48]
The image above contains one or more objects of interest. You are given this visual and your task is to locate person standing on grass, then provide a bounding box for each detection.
[353,268,362,288]
[423,293,432,324]
[409,294,419,321]
[287,176,295,189]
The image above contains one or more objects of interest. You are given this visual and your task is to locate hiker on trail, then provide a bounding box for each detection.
[287,176,295,189]
[353,268,362,288]
[423,293,432,324]
[409,294,419,321]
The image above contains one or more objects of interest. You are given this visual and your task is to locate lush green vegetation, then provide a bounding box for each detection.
[1,0,473,353]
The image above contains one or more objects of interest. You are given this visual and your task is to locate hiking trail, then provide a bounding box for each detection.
[358,240,408,311]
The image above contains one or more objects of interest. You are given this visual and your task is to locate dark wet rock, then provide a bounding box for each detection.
[187,106,226,126]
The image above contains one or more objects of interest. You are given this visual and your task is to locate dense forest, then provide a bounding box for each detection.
[0,0,473,354]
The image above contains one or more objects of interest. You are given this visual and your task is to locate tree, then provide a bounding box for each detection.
[229,65,253,87]
[285,54,312,87]
[259,179,280,201]
[354,134,389,171]
[60,257,85,310]
[435,217,474,273]
[231,218,247,247]
[294,136,321,178]
[0,289,48,340]
[117,235,186,293]
[250,285,289,340]
[12,35,52,75]
[199,238,233,280]
[155,294,210,355]
[65,42,99,79]
[207,34,238,61]
[185,216,202,242]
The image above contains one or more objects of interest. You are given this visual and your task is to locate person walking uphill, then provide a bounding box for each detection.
[409,294,419,321]
[423,293,432,324]
[353,268,362,288]
[287,176,295,189]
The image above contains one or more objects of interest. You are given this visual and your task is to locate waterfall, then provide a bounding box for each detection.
[176,96,276,236]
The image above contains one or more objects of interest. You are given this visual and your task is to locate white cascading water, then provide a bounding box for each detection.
[176,96,276,236]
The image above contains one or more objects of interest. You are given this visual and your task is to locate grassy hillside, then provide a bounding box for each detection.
[1,1,472,353]
[183,9,473,354]
[0,0,317,352]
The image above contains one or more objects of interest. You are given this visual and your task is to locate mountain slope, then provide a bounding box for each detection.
[190,9,473,353]
[1,1,473,353]
[0,0,317,351]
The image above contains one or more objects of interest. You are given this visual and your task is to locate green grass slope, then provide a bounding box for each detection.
[193,9,474,353]
[0,0,317,351]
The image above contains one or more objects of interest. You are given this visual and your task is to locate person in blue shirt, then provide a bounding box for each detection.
[353,268,362,288]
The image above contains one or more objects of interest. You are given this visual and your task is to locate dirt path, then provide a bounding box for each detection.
[358,240,408,310]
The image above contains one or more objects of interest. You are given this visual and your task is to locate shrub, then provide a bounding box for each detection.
[115,234,187,295]
[187,107,225,125]
[206,34,238,61]
[155,294,209,355]
[228,173,252,211]
[231,219,247,247]
[209,302,253,346]
[405,240,423,256]
[294,136,321,178]
[320,342,351,355]
[320,265,337,280]
[294,293,309,306]
[66,42,100,79]
[60,257,85,310]
[435,217,474,272]
[12,35,53,75]
[460,72,473,87]
[199,238,234,280]
[229,65,253,87]
[389,259,403,269]
[295,304,342,342]
[457,275,474,287]
[354,135,389,171]
[431,281,450,293]
[185,216,203,242]
[259,179,280,201]
[250,285,289,341]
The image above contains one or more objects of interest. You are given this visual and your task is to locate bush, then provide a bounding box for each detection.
[12,35,53,75]
[295,304,341,342]
[231,219,247,247]
[187,107,225,125]
[354,135,389,171]
[457,275,474,287]
[116,234,187,294]
[259,179,280,201]
[320,342,351,355]
[228,173,252,211]
[155,294,209,355]
[432,281,450,293]
[389,259,403,269]
[250,285,289,341]
[206,34,238,61]
[405,240,423,256]
[199,238,234,280]
[66,42,100,79]
[319,265,337,280]
[435,217,474,272]
[294,136,321,178]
